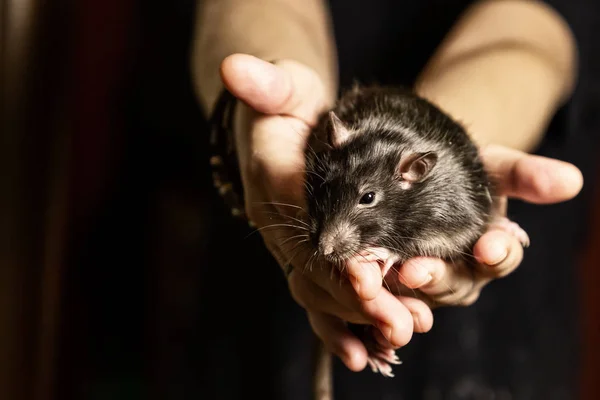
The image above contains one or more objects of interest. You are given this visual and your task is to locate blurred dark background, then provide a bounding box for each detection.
[1,0,599,400]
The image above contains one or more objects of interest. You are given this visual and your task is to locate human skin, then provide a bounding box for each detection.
[191,0,583,371]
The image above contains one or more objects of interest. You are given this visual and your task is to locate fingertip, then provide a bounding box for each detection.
[399,258,440,289]
[219,53,250,88]
[378,315,414,349]
[393,322,414,349]
[347,260,382,300]
[473,230,510,266]
[517,156,584,204]
[473,230,524,279]
[327,332,368,371]
[397,296,434,334]
[307,312,368,372]
[556,161,584,200]
[414,313,433,333]
[218,53,289,113]
[342,345,369,372]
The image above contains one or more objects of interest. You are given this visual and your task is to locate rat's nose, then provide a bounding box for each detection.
[318,221,358,258]
[319,231,346,257]
[322,244,334,256]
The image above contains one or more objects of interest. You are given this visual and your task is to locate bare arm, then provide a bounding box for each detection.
[415,0,578,152]
[191,0,338,116]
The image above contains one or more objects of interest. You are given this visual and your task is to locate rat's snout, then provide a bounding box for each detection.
[317,221,359,260]
[319,232,344,257]
[319,239,335,256]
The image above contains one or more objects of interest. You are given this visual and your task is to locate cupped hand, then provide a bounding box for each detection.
[219,54,432,371]
[382,144,584,308]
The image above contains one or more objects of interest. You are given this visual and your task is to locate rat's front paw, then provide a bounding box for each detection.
[357,325,402,378]
[489,217,530,248]
[366,347,402,378]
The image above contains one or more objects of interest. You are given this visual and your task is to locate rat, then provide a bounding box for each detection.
[298,84,530,400]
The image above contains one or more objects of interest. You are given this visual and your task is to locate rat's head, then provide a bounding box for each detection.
[304,111,439,265]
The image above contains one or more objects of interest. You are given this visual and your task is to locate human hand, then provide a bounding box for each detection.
[218,54,584,370]
[372,144,584,310]
[219,54,433,371]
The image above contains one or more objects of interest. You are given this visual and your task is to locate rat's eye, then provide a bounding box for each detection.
[359,192,376,205]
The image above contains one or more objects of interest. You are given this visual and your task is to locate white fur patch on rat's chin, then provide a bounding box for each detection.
[354,247,401,279]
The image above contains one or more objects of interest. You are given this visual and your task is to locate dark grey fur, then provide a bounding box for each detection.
[304,84,495,267]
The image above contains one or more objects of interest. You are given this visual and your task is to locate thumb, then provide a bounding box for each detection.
[480,144,583,204]
[219,53,325,125]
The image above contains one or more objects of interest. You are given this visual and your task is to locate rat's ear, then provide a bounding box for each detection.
[398,151,438,183]
[327,111,352,147]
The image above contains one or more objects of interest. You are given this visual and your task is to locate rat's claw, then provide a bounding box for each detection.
[356,247,400,279]
[489,217,530,248]
[371,349,402,365]
[362,327,402,378]
[358,247,391,262]
[367,356,395,377]
[382,257,400,279]
[367,358,378,373]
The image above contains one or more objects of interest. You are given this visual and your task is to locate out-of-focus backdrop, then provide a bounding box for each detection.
[1,1,598,400]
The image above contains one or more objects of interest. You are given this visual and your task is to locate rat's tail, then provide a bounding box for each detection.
[313,340,333,400]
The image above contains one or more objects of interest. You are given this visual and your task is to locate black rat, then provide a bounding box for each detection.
[297,84,530,400]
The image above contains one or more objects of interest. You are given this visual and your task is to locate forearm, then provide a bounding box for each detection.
[415,0,578,152]
[191,0,338,116]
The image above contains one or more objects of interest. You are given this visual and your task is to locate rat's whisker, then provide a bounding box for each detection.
[244,223,308,240]
[305,250,319,274]
[303,169,327,183]
[255,223,309,232]
[284,241,310,270]
[259,210,311,228]
[253,201,305,211]
[279,234,310,247]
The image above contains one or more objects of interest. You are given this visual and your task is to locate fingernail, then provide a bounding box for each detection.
[420,274,433,286]
[486,243,508,266]
[244,57,281,92]
[376,321,393,342]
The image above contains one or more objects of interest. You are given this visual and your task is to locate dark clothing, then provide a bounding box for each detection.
[198,1,600,399]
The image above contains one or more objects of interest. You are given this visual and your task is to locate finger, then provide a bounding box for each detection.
[472,229,524,279]
[397,296,434,334]
[480,144,583,204]
[246,113,312,212]
[220,53,325,125]
[308,266,415,348]
[370,295,433,352]
[288,268,433,332]
[288,270,369,324]
[307,311,368,372]
[398,257,475,306]
[344,257,383,301]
